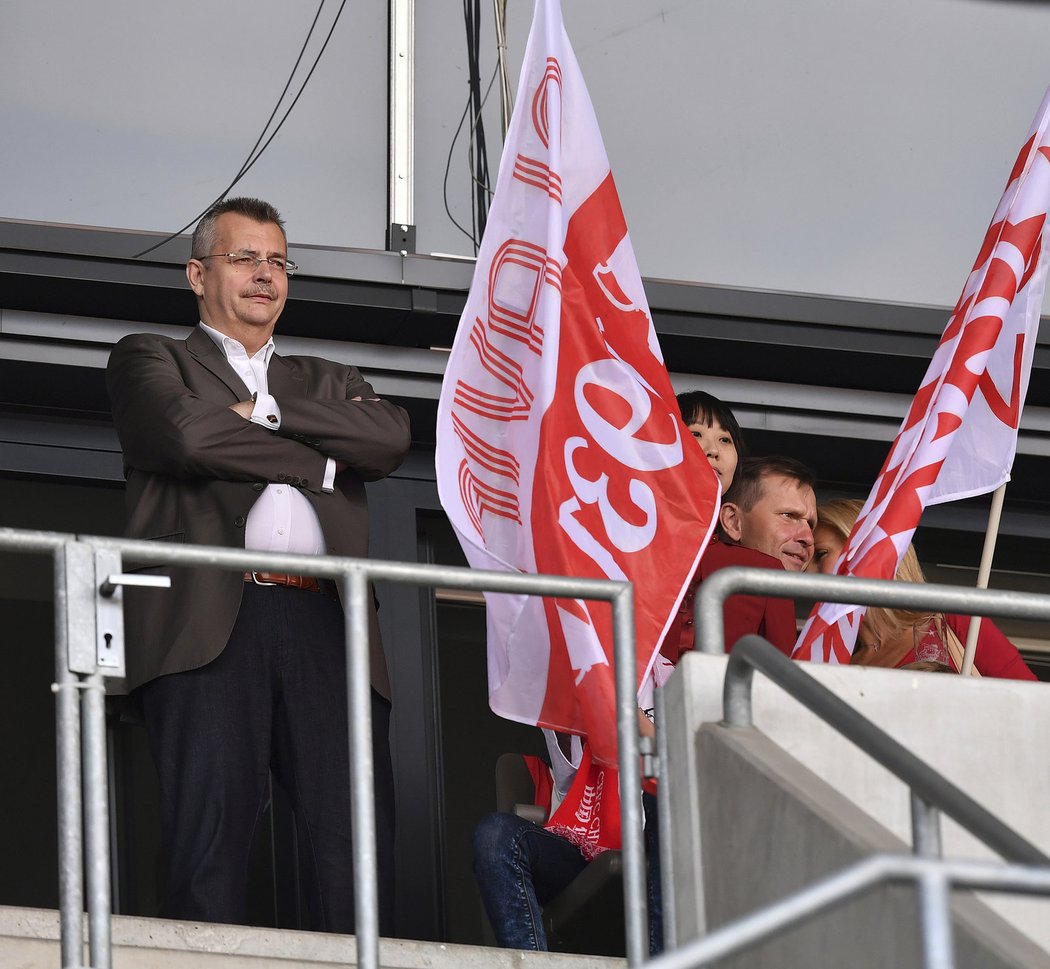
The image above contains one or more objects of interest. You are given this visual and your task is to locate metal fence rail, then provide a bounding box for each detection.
[0,526,649,969]
[10,529,1050,969]
[696,565,1050,657]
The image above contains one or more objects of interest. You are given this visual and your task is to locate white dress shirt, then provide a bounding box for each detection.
[200,322,335,556]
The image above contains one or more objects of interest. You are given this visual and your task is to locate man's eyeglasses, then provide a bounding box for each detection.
[199,251,298,276]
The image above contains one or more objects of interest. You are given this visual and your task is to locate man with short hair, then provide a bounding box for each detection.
[107,197,411,933]
[662,455,817,659]
[719,455,818,572]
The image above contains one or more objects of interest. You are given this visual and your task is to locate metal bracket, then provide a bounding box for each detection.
[64,542,100,675]
[94,549,126,676]
[94,551,171,678]
[386,222,416,255]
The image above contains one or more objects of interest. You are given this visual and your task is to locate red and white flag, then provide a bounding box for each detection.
[435,0,718,769]
[795,85,1050,664]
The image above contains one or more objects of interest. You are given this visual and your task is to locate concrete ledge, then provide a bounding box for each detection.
[0,906,623,969]
[659,650,1050,961]
[663,652,1050,952]
[694,724,1050,969]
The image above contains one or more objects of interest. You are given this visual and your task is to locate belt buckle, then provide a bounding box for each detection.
[249,571,279,587]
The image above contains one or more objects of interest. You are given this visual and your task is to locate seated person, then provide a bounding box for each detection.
[473,731,634,953]
[811,498,1036,679]
[662,455,818,661]
[474,391,749,956]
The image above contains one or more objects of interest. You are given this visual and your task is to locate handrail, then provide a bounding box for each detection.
[696,565,1050,657]
[82,536,648,966]
[0,527,648,969]
[723,636,1049,867]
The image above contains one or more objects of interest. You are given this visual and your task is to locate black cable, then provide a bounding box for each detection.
[464,0,479,244]
[442,90,483,246]
[467,60,500,198]
[133,0,344,259]
[442,58,500,248]
[464,0,492,246]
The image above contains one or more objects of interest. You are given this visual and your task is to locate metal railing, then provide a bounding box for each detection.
[14,529,1049,969]
[669,566,1050,969]
[0,526,652,969]
[696,566,1050,657]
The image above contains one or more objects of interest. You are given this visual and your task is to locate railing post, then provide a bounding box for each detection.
[81,672,111,969]
[343,567,379,969]
[911,791,943,859]
[612,584,647,967]
[911,791,950,969]
[655,685,676,950]
[54,543,84,969]
[916,868,954,969]
[722,651,755,728]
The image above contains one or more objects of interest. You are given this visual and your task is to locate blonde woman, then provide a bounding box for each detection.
[812,499,1035,679]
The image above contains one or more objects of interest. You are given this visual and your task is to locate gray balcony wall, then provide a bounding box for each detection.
[4,1,1050,307]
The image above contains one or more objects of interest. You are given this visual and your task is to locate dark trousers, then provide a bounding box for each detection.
[140,583,395,934]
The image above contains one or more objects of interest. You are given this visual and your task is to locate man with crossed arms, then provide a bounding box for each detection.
[107,197,410,933]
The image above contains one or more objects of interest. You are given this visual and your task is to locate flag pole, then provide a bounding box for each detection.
[959,482,1008,675]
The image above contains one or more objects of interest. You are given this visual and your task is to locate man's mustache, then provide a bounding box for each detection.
[241,287,277,299]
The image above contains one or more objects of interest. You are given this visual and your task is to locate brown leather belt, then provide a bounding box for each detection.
[245,571,321,592]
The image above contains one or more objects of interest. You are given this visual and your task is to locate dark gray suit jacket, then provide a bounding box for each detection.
[106,326,411,696]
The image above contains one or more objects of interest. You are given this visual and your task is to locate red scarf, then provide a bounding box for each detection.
[544,745,621,860]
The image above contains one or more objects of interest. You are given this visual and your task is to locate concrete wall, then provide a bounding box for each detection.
[661,652,1050,955]
[6,1,1050,306]
[688,724,1047,968]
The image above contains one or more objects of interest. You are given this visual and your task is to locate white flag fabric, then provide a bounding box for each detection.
[435,0,718,764]
[795,84,1050,664]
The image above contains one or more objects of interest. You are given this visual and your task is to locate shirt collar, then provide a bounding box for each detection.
[198,321,275,366]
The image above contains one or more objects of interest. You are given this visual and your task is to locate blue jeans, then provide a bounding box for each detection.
[643,791,664,955]
[473,812,589,950]
[473,800,664,954]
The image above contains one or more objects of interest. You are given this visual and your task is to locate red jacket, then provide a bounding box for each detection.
[661,541,798,662]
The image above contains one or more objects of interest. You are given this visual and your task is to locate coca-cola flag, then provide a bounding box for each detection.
[435,0,718,765]
[796,85,1050,663]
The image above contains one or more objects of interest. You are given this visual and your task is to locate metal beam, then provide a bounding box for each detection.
[387,0,415,251]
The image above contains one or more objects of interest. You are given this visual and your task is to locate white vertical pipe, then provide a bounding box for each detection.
[388,0,415,231]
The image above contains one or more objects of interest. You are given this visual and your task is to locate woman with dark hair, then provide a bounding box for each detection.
[658,391,768,661]
[676,390,748,489]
